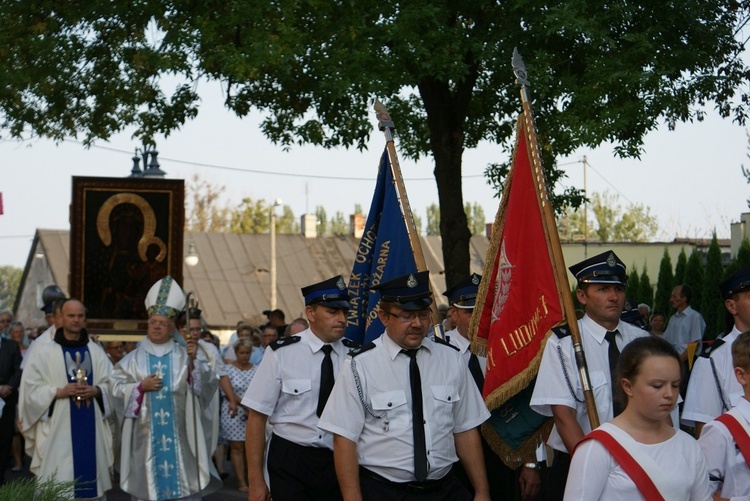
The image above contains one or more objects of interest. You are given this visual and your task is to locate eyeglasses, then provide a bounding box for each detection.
[387,310,431,323]
[148,319,173,328]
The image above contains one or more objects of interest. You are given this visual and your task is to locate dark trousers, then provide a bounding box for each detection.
[453,435,517,500]
[0,401,15,484]
[267,433,342,501]
[359,467,471,501]
[544,451,570,501]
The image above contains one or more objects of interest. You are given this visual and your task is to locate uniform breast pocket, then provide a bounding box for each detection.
[280,378,312,416]
[578,371,609,408]
[430,385,460,428]
[370,390,408,430]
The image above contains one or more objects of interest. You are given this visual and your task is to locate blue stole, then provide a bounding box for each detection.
[61,345,97,499]
[148,352,181,500]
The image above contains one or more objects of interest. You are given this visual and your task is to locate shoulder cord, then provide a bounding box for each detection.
[557,344,585,404]
[351,358,382,420]
[709,357,730,412]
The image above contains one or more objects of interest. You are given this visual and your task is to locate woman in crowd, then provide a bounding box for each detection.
[649,312,666,336]
[8,321,27,473]
[221,338,257,492]
[564,336,710,500]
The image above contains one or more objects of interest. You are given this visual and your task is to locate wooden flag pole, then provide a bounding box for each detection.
[373,101,443,334]
[512,49,600,430]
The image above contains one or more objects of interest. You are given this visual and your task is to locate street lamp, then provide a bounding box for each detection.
[270,198,283,310]
[185,243,199,267]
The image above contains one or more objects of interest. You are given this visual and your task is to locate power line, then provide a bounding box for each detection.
[67,139,489,182]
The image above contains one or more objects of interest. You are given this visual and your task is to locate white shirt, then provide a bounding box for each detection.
[663,305,706,356]
[565,422,710,500]
[683,327,744,426]
[445,328,487,374]
[241,328,350,449]
[318,333,490,482]
[699,397,750,500]
[530,315,657,452]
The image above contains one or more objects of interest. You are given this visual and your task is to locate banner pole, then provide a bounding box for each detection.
[512,49,600,429]
[373,101,443,335]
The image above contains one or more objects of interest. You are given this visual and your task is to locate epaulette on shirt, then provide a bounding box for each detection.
[350,342,376,357]
[269,335,301,351]
[699,337,725,358]
[433,336,460,351]
[341,338,360,349]
[552,325,571,339]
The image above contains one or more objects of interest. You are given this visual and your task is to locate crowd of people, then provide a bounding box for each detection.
[0,250,748,500]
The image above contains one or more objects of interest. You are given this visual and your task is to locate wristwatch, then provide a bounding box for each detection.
[523,462,540,471]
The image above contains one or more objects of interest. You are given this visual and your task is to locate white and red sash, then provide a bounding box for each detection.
[716,407,750,468]
[575,422,680,501]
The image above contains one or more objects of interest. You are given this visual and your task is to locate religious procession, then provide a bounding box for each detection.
[2,23,750,501]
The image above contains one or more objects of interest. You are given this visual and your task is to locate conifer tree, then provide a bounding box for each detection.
[639,265,655,309]
[684,249,704,313]
[654,248,675,317]
[628,264,640,303]
[674,248,687,286]
[701,233,725,339]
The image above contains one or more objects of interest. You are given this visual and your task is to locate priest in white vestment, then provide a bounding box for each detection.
[111,276,219,501]
[20,298,113,500]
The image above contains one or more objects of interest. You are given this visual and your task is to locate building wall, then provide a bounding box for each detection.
[16,239,57,329]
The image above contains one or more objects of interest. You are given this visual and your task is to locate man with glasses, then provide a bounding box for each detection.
[111,276,219,500]
[319,271,491,501]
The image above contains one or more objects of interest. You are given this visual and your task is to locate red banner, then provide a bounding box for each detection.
[471,117,563,408]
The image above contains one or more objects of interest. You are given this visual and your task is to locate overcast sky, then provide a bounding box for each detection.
[1,79,748,269]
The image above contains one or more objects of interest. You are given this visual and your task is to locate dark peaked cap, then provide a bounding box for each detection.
[301,275,351,309]
[372,271,433,311]
[720,264,750,300]
[443,273,481,309]
[569,250,627,286]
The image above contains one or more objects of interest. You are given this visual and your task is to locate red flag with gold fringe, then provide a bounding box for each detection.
[470,114,564,465]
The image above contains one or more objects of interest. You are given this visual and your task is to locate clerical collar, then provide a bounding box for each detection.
[54,327,90,347]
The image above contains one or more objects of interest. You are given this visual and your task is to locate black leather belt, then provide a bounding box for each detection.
[359,466,448,494]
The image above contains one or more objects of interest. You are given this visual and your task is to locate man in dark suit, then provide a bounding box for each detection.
[0,335,22,485]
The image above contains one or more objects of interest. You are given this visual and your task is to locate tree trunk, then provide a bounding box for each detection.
[418,73,477,290]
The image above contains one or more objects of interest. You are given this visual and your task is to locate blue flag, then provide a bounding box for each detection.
[345,149,417,344]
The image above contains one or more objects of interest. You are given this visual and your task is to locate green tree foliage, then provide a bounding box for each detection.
[229,197,269,233]
[638,266,654,309]
[329,211,348,236]
[557,206,594,242]
[654,248,675,317]
[465,202,486,236]
[425,203,441,237]
[684,249,705,313]
[702,233,725,339]
[277,205,299,234]
[412,210,423,236]
[736,238,750,269]
[674,248,687,286]
[315,206,328,235]
[185,174,230,232]
[0,266,22,311]
[725,238,750,276]
[2,1,747,288]
[556,191,658,242]
[628,264,640,303]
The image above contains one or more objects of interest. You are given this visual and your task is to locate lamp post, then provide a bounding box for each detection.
[270,198,283,310]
